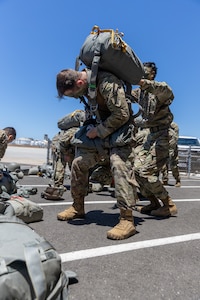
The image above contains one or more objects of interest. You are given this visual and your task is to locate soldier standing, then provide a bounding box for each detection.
[161,122,181,187]
[132,62,177,217]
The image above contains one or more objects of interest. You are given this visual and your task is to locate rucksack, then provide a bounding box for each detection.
[0,169,18,195]
[7,195,43,223]
[0,215,75,299]
[57,109,86,130]
[75,25,145,100]
[41,185,65,200]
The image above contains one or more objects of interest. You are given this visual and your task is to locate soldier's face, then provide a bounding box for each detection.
[64,82,87,99]
[144,67,156,80]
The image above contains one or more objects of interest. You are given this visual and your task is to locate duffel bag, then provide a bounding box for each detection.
[0,215,75,299]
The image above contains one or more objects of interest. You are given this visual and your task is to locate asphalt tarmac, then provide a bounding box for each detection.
[2,147,200,300]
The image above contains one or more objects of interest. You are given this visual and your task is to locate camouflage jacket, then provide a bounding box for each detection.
[0,130,8,160]
[131,79,174,128]
[51,127,78,156]
[87,70,132,139]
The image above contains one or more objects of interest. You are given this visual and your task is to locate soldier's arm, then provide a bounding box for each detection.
[139,79,174,104]
[96,76,130,139]
[0,130,8,159]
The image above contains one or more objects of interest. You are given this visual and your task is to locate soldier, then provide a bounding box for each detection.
[56,68,138,240]
[51,127,78,189]
[161,122,181,187]
[132,62,177,217]
[0,127,16,160]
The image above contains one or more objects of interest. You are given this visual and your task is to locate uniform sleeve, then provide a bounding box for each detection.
[0,130,8,159]
[96,75,130,139]
[140,79,174,104]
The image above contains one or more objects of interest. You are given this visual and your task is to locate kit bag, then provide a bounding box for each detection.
[0,215,70,300]
[0,170,18,195]
[7,195,43,223]
[41,186,65,200]
[57,110,86,130]
[76,25,144,100]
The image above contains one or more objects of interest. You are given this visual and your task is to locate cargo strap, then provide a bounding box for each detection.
[24,241,56,300]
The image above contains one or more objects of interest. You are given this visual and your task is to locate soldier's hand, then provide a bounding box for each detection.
[86,127,98,139]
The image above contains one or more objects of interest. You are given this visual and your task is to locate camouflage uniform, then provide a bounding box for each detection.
[161,122,181,186]
[0,130,9,160]
[132,79,177,216]
[57,70,138,240]
[51,128,77,187]
[70,71,137,208]
[89,158,112,186]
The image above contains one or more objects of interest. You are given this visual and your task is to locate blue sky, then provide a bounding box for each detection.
[0,0,199,140]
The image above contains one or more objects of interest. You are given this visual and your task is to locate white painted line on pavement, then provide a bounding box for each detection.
[60,233,200,262]
[39,200,115,206]
[166,186,200,188]
[22,185,48,187]
[22,184,200,188]
[39,199,200,206]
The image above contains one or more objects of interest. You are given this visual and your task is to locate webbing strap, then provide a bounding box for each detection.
[88,51,100,100]
[24,245,47,300]
[88,52,102,123]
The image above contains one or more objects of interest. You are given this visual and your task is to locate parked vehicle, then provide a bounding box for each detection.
[178,136,200,154]
[178,136,200,174]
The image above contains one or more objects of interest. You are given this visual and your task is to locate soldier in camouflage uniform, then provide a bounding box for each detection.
[0,127,16,160]
[56,68,138,240]
[132,62,177,217]
[51,127,78,188]
[161,122,181,187]
[51,125,112,191]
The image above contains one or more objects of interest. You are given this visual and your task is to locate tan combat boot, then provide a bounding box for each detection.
[57,199,85,220]
[175,181,181,187]
[151,196,177,217]
[136,195,161,214]
[107,209,136,240]
[162,180,168,186]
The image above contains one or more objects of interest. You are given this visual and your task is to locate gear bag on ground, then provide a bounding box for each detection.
[0,215,76,300]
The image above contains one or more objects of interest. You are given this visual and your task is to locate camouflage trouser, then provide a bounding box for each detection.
[71,145,138,208]
[53,156,66,187]
[161,145,180,182]
[89,158,113,186]
[53,150,75,187]
[134,129,169,200]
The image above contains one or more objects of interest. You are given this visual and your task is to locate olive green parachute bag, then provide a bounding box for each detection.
[0,215,76,300]
[75,25,145,101]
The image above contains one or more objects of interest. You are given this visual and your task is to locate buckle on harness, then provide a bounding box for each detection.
[90,104,98,112]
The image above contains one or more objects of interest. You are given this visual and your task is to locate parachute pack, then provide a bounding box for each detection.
[75,25,145,100]
[57,110,86,130]
[0,215,75,299]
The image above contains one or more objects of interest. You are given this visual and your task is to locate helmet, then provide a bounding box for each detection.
[7,162,21,172]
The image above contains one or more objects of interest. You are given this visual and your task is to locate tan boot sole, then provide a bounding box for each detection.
[57,208,85,221]
[107,228,136,240]
[107,220,136,240]
[57,214,85,221]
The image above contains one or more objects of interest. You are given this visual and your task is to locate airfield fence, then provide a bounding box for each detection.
[178,148,200,177]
